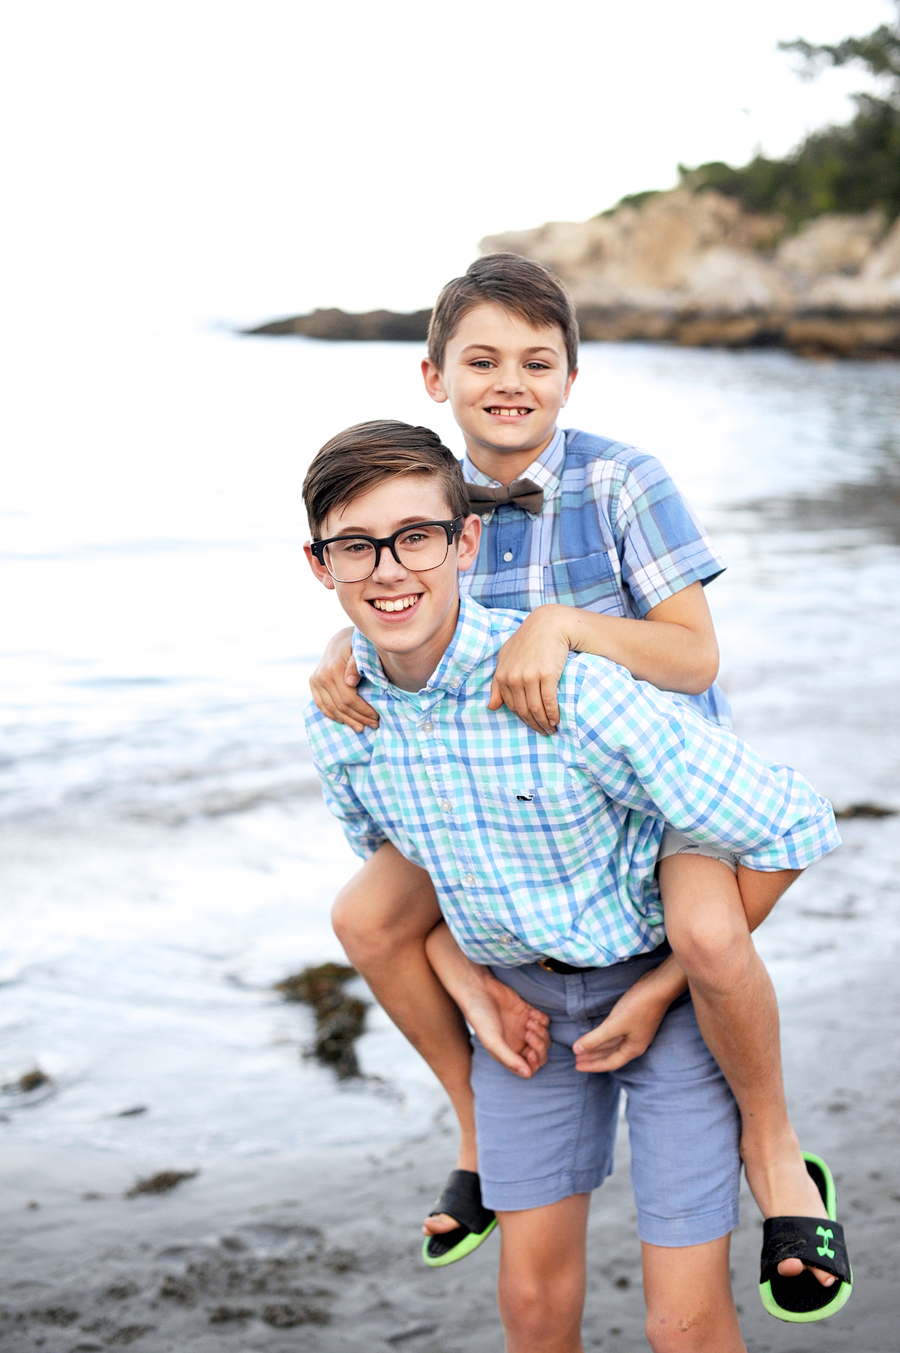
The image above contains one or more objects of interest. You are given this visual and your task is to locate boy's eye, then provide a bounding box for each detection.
[469,359,494,369]
[524,361,550,371]
[334,539,373,556]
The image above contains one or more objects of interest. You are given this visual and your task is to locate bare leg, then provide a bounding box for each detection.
[496,1196,589,1353]
[642,1235,745,1353]
[659,855,834,1283]
[332,842,477,1174]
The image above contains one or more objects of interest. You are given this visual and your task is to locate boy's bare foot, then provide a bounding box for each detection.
[741,1132,837,1286]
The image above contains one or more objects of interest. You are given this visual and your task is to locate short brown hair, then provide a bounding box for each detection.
[427,253,579,374]
[303,420,470,538]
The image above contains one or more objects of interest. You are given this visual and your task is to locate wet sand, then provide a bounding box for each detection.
[2,926,898,1353]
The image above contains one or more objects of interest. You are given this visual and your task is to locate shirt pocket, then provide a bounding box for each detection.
[543,549,627,616]
[472,775,609,891]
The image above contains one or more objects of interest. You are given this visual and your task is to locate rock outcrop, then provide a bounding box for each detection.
[480,191,900,356]
[243,192,900,356]
[246,307,431,342]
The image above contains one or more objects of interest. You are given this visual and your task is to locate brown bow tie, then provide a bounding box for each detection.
[467,479,544,515]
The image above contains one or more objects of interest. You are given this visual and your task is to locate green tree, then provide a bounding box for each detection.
[677,3,900,226]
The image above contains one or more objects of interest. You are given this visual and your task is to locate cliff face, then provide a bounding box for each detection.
[481,191,900,355]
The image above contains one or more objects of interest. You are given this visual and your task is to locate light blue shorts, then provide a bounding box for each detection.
[471,949,741,1248]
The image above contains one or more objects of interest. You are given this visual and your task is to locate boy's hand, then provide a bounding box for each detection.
[488,606,576,736]
[462,971,551,1078]
[572,968,676,1073]
[309,627,379,732]
[424,922,550,1078]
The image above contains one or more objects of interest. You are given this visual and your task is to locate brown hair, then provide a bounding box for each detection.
[427,253,579,374]
[303,420,470,538]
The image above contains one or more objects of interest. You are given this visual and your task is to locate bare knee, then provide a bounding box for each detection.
[666,907,752,991]
[498,1272,582,1350]
[645,1304,737,1353]
[330,850,440,971]
[330,879,400,968]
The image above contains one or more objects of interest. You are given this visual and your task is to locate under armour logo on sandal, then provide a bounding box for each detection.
[816,1226,835,1258]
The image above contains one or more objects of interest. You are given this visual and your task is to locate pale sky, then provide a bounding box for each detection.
[0,0,894,327]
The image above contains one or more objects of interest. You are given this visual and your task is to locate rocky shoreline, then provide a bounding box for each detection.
[245,304,900,358]
[246,190,900,357]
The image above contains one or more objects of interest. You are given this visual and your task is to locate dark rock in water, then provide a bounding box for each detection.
[125,1169,199,1198]
[276,961,357,1004]
[208,1305,254,1323]
[262,1300,330,1327]
[245,308,431,342]
[12,1068,51,1093]
[275,962,368,1080]
[0,1067,56,1109]
[387,1323,439,1344]
[834,802,898,819]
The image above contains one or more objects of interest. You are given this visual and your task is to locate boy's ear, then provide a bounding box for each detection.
[303,540,336,591]
[561,365,578,407]
[455,514,482,574]
[421,357,448,405]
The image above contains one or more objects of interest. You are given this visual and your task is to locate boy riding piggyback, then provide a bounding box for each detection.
[310,255,840,1300]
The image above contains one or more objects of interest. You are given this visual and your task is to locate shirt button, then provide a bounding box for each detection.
[503,550,513,562]
[449,678,461,689]
[440,800,451,812]
[463,873,475,886]
[501,934,514,945]
[421,721,433,733]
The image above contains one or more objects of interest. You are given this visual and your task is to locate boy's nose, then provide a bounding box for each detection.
[494,362,525,391]
[371,545,408,582]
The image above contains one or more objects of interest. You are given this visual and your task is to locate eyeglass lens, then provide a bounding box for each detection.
[323,524,451,582]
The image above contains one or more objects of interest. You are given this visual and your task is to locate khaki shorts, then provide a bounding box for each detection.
[657,827,739,874]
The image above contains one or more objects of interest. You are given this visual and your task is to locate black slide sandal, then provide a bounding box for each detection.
[422,1169,497,1268]
[759,1151,852,1322]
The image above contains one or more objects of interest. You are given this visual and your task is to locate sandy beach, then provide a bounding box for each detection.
[2,822,898,1353]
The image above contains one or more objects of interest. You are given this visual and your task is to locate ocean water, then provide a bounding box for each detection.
[2,323,899,1165]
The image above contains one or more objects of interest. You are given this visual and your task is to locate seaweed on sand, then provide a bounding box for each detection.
[275,963,368,1080]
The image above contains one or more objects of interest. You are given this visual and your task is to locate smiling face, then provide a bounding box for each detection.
[422,302,577,484]
[305,474,481,692]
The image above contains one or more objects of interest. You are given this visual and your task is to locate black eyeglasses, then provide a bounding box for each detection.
[310,517,466,583]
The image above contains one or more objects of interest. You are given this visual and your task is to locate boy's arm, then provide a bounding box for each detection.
[572,865,800,1072]
[489,582,718,736]
[309,627,379,733]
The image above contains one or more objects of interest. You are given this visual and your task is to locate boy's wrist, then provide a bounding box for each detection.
[636,955,688,1006]
[534,603,586,652]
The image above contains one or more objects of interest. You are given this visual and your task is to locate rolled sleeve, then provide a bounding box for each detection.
[736,781,841,871]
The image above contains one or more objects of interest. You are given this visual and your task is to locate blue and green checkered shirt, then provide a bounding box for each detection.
[461,426,732,726]
[305,598,840,969]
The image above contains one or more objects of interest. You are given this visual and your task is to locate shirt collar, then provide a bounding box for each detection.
[462,425,565,506]
[351,595,495,697]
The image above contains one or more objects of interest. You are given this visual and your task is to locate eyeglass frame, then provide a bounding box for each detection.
[309,516,467,582]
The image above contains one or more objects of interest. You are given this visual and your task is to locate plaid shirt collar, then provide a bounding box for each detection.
[351,595,498,698]
[462,426,566,518]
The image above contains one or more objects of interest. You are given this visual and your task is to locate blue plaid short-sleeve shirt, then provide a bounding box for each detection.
[460,426,732,726]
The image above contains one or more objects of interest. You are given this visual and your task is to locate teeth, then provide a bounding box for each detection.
[372,596,418,612]
[492,407,530,417]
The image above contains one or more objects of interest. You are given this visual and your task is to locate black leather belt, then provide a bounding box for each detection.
[537,957,598,975]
